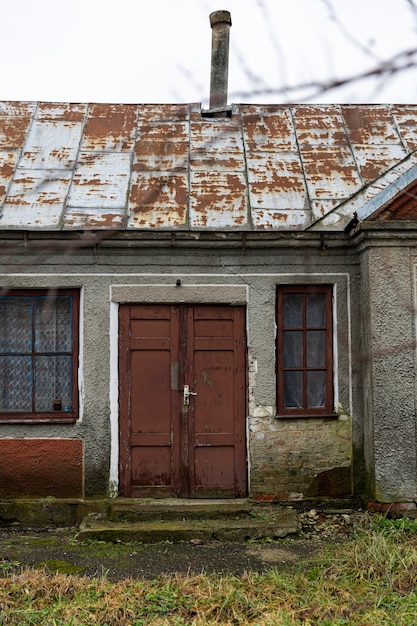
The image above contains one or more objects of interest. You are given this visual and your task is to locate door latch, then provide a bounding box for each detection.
[183,384,197,405]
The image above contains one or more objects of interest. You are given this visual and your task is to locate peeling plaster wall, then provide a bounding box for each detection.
[249,408,352,499]
[246,266,354,499]
[0,234,359,500]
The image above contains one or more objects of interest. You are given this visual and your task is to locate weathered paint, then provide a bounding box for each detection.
[134,121,189,171]
[190,171,248,228]
[0,102,417,231]
[0,439,83,498]
[292,105,347,146]
[191,117,245,170]
[2,169,73,227]
[342,105,400,145]
[81,103,137,152]
[128,172,188,228]
[119,303,247,498]
[68,152,131,210]
[0,102,36,149]
[20,119,84,169]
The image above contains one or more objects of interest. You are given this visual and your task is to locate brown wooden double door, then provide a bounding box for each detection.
[119,304,247,498]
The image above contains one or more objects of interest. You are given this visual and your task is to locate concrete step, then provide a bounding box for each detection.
[78,500,300,543]
[107,498,254,522]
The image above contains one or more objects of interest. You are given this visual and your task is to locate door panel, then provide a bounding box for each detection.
[119,305,180,497]
[119,304,247,498]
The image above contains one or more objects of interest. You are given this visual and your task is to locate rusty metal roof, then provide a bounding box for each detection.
[1,101,417,231]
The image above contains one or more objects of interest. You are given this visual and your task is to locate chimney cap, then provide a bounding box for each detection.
[210,10,232,28]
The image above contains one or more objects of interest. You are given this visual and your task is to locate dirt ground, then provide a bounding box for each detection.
[0,508,363,581]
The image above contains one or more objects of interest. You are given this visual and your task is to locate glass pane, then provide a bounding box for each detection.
[283,371,303,408]
[307,371,326,407]
[306,293,326,327]
[34,356,72,412]
[283,331,303,367]
[35,296,72,353]
[283,293,303,327]
[0,297,32,353]
[306,330,325,367]
[0,356,32,411]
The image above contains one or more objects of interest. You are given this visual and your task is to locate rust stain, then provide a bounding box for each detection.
[0,102,36,152]
[4,169,72,212]
[391,106,417,151]
[241,105,296,151]
[138,103,190,122]
[270,212,288,221]
[128,172,187,228]
[252,208,309,230]
[190,117,244,170]
[300,146,362,198]
[0,151,18,205]
[82,104,137,151]
[190,171,247,228]
[292,105,347,146]
[134,122,189,172]
[353,145,407,183]
[0,101,416,231]
[68,152,131,211]
[36,102,87,121]
[0,162,15,179]
[63,210,125,228]
[20,120,83,169]
[247,152,306,210]
[342,105,399,144]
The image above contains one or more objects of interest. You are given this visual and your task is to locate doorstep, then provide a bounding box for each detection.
[78,498,301,543]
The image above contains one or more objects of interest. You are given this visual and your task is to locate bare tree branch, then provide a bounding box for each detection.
[230,46,417,102]
[320,0,382,63]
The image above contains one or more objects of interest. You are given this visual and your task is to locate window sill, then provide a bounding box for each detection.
[0,415,78,424]
[275,413,339,420]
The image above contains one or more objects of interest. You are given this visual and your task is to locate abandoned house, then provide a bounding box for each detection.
[0,11,417,521]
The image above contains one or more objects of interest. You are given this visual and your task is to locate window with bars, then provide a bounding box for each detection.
[0,289,79,422]
[276,285,334,417]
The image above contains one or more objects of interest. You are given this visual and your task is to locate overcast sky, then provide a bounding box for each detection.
[2,0,417,106]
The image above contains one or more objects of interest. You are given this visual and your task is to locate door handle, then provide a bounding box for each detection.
[183,384,197,405]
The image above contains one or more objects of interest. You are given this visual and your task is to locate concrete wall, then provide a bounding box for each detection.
[358,227,417,503]
[0,232,360,501]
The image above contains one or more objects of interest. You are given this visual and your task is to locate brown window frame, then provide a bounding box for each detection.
[0,288,79,423]
[276,285,335,418]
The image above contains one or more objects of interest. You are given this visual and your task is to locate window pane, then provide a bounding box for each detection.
[35,296,72,353]
[306,293,325,327]
[283,331,303,367]
[307,371,326,407]
[306,330,325,367]
[0,297,32,353]
[283,294,303,327]
[0,356,32,411]
[34,356,72,412]
[284,371,303,408]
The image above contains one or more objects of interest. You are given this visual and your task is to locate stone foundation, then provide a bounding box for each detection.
[249,406,352,500]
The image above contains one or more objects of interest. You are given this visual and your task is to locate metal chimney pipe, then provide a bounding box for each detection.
[209,10,232,110]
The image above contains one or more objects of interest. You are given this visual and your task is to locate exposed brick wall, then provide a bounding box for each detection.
[249,409,352,500]
[0,439,83,498]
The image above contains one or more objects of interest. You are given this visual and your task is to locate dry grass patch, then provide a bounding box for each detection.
[0,514,416,625]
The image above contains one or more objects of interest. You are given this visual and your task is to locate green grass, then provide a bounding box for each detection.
[0,514,417,624]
